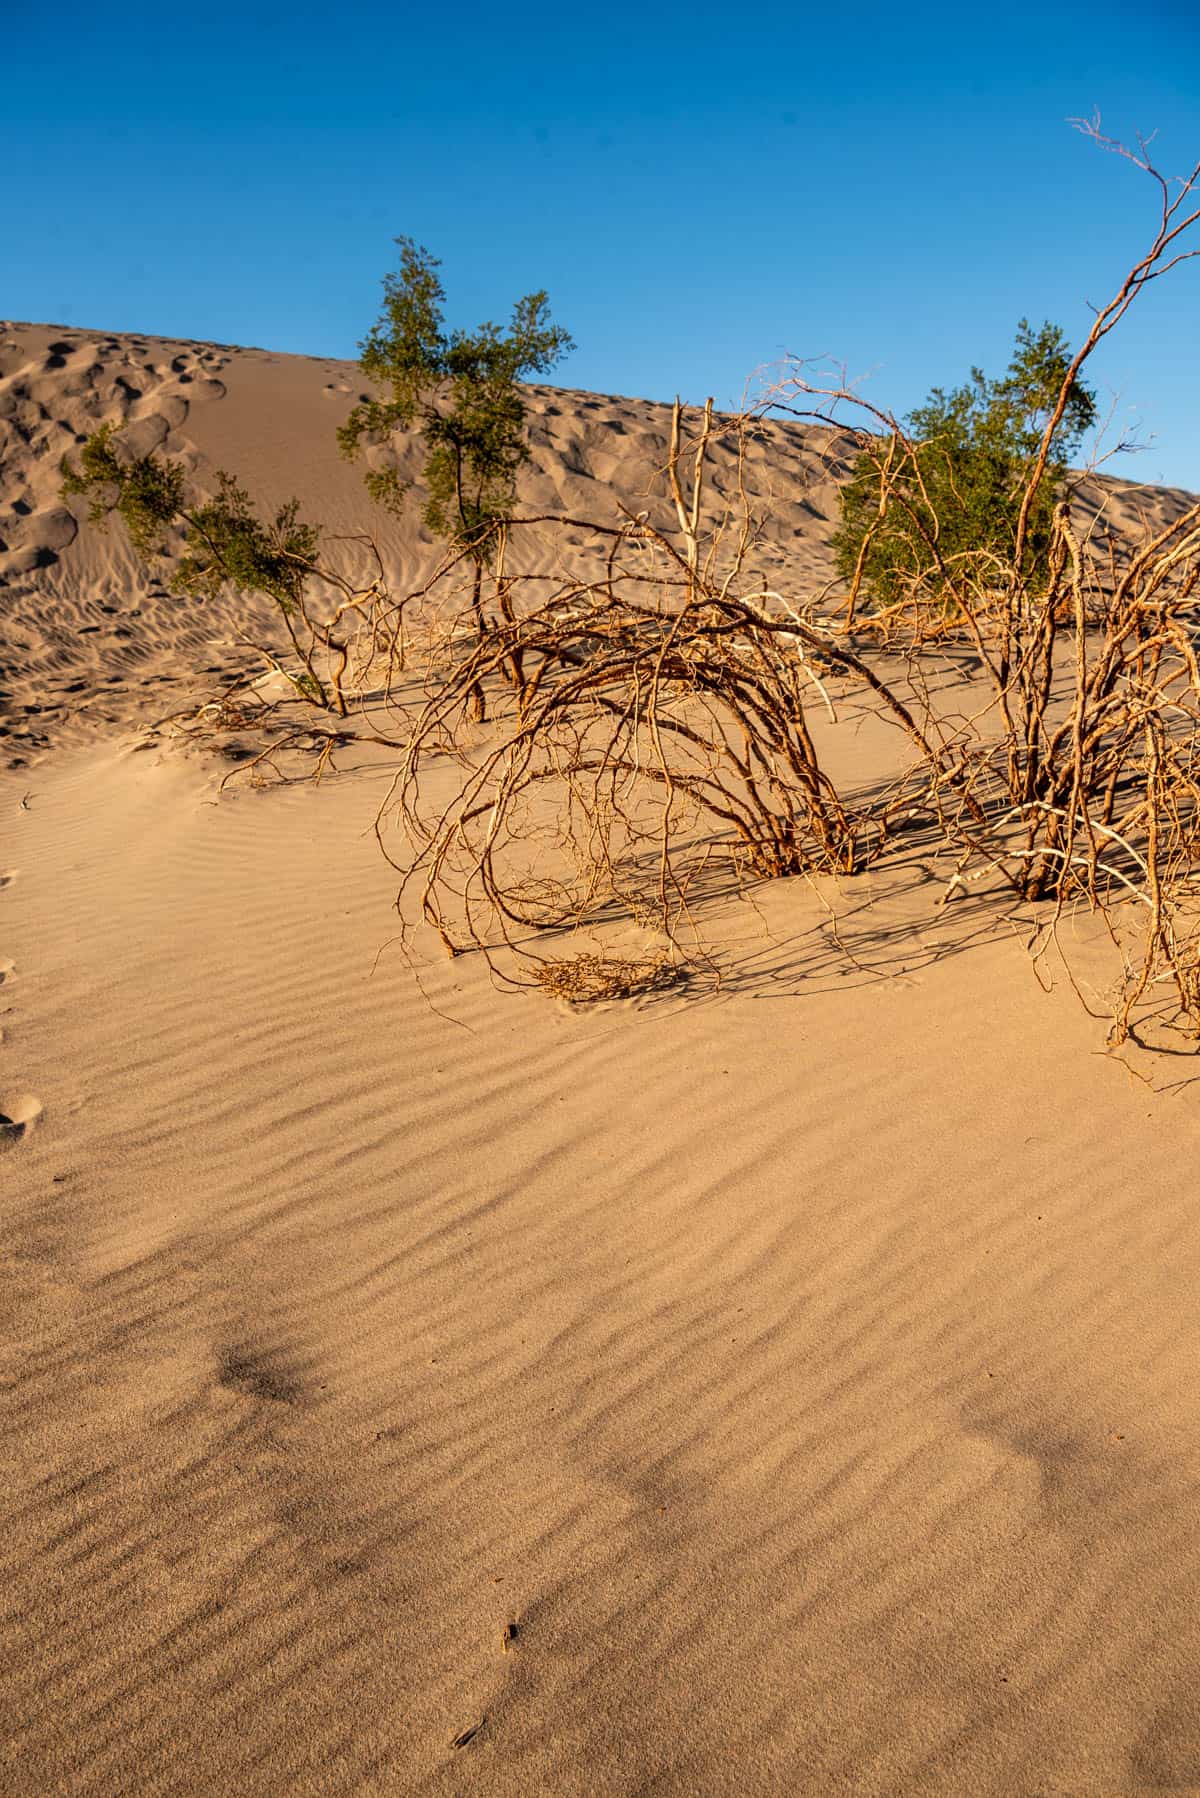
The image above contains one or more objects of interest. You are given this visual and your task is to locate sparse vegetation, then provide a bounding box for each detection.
[382,397,947,976]
[56,121,1200,1050]
[61,421,186,557]
[61,436,387,713]
[337,237,573,555]
[831,319,1097,616]
[337,237,572,718]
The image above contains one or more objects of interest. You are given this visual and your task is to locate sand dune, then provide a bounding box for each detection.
[0,319,861,760]
[4,322,1200,1793]
[4,318,1193,763]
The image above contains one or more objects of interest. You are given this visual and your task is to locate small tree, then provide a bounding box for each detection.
[338,238,573,554]
[338,240,572,718]
[832,319,1097,612]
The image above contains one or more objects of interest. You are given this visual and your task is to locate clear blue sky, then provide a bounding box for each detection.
[5,0,1198,487]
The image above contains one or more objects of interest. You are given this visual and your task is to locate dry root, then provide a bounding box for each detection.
[532,953,684,1003]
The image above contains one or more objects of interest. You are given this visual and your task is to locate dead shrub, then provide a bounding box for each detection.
[378,397,948,971]
[532,953,685,1003]
[751,119,1200,1043]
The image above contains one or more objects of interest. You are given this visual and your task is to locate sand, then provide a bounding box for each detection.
[3,322,1200,1793]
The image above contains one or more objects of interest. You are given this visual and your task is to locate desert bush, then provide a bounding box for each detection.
[337,238,572,722]
[763,119,1200,1042]
[61,433,393,714]
[337,237,573,553]
[378,119,1200,1049]
[379,398,947,971]
[831,320,1096,617]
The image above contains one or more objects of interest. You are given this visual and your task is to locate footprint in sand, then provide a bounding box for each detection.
[0,1093,42,1147]
[117,414,172,459]
[130,392,189,432]
[0,504,79,575]
[217,1342,304,1406]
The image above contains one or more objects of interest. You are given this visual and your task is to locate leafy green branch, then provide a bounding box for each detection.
[62,427,355,711]
[338,237,573,559]
[831,320,1098,616]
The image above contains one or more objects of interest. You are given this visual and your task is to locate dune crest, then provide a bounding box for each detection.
[3,320,1194,765]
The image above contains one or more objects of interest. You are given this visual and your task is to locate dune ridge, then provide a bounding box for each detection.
[2,319,1195,763]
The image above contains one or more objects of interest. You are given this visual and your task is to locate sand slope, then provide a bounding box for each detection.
[4,323,1200,1794]
[3,318,1195,762]
[6,742,1200,1793]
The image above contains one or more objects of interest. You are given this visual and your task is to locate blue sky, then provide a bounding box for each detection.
[5,0,1199,486]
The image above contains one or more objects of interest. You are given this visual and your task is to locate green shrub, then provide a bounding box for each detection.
[337,237,573,559]
[831,320,1097,610]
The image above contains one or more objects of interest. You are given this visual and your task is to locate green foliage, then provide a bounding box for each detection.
[832,320,1097,608]
[60,422,185,558]
[338,238,573,558]
[62,430,330,705]
[61,433,319,613]
[175,475,319,616]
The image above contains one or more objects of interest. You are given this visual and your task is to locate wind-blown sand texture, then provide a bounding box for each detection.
[4,321,1200,1793]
